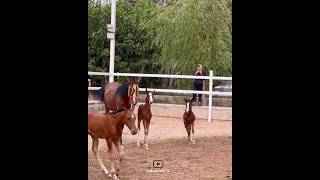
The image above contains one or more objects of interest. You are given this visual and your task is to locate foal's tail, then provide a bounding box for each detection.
[137,115,141,132]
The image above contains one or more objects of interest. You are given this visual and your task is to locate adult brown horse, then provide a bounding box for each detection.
[98,79,140,155]
[88,109,137,180]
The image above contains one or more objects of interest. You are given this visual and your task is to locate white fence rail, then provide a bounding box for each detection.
[88,71,232,122]
[88,72,232,80]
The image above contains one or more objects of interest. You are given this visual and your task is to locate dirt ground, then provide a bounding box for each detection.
[88,116,232,180]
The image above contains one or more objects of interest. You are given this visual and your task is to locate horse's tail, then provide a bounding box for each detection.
[137,119,141,132]
[98,86,105,102]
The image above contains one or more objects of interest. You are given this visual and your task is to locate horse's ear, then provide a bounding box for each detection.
[153,90,156,94]
[184,97,187,102]
[146,88,148,92]
[127,79,131,84]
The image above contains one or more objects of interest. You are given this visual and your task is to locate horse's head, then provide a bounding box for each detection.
[123,110,137,135]
[184,97,192,112]
[127,80,140,105]
[145,89,155,104]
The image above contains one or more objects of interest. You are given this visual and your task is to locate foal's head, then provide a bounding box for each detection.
[184,97,192,112]
[145,89,155,104]
[123,110,138,135]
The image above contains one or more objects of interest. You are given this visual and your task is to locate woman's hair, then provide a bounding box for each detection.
[197,64,202,69]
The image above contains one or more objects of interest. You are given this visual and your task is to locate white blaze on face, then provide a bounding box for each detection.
[131,114,135,119]
[149,92,153,103]
[186,102,189,112]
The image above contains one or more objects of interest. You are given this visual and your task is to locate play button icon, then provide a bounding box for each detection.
[153,160,164,168]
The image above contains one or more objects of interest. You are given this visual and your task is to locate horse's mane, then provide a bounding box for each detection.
[116,83,129,98]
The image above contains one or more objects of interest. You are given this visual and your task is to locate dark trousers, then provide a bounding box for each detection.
[192,83,203,103]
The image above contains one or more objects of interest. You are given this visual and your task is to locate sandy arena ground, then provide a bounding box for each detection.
[88,116,232,180]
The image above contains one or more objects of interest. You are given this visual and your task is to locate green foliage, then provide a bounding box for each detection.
[152,0,232,76]
[88,0,232,88]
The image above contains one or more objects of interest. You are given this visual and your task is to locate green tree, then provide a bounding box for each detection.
[88,0,111,86]
[88,0,232,89]
[150,0,232,88]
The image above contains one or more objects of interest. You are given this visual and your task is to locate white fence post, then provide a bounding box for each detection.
[109,0,116,83]
[208,71,213,122]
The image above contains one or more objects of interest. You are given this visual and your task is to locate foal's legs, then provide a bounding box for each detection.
[137,116,142,132]
[136,117,143,147]
[113,137,124,161]
[106,139,118,180]
[191,122,195,144]
[119,124,125,155]
[185,124,192,144]
[91,136,111,177]
[143,120,150,150]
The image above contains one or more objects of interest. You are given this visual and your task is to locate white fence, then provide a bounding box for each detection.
[88,71,232,122]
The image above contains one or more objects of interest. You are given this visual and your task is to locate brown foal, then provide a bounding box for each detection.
[183,98,196,144]
[136,89,154,150]
[88,109,137,180]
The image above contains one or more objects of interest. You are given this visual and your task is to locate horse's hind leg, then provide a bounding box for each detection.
[106,139,118,180]
[91,136,111,177]
[191,122,195,144]
[137,117,142,132]
[144,120,150,150]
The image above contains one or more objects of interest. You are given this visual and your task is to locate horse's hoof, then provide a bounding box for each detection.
[111,172,119,180]
[120,156,124,162]
[115,169,121,176]
[105,172,112,177]
[120,151,125,157]
[137,140,144,148]
[144,144,149,150]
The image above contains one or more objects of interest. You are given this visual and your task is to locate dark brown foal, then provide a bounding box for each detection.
[183,98,196,144]
[88,109,137,180]
[136,89,154,150]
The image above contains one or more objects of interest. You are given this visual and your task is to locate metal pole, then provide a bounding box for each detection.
[109,0,116,83]
[208,71,213,122]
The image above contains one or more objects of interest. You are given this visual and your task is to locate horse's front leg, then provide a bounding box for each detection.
[143,120,150,150]
[136,117,143,147]
[106,139,118,180]
[119,124,125,156]
[185,124,192,144]
[91,136,111,177]
[113,137,124,162]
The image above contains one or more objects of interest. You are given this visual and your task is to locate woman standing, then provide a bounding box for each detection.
[192,64,206,106]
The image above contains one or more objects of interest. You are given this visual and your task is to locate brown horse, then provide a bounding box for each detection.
[136,89,154,150]
[88,109,137,180]
[101,80,140,112]
[183,98,196,144]
[98,79,140,155]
